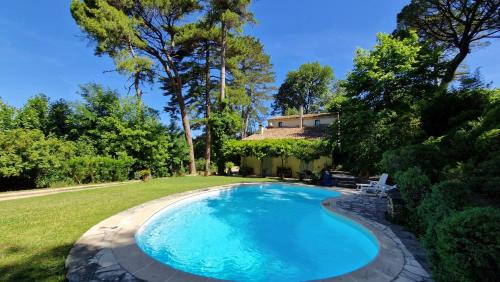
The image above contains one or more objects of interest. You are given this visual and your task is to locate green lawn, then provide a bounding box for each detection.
[0,176,273,282]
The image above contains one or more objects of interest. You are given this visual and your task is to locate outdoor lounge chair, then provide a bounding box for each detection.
[356,173,392,197]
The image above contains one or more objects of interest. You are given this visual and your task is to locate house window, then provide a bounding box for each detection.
[278,122,283,128]
[314,120,320,126]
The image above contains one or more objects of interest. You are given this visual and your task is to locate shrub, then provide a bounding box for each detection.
[433,207,500,282]
[138,169,152,181]
[112,154,134,181]
[195,158,206,172]
[0,129,76,188]
[67,156,92,184]
[224,161,235,175]
[195,158,217,175]
[475,128,500,155]
[394,167,431,233]
[395,167,431,211]
[239,164,253,177]
[418,181,471,262]
[381,143,443,182]
[66,155,133,184]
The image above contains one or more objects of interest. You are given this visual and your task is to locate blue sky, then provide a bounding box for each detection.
[0,0,498,124]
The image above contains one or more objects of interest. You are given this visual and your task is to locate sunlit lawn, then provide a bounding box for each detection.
[0,176,274,282]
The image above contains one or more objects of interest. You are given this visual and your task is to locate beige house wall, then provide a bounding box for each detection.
[241,156,262,175]
[268,116,336,128]
[241,155,332,178]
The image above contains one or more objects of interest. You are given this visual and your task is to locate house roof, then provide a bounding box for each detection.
[268,112,335,121]
[242,126,329,141]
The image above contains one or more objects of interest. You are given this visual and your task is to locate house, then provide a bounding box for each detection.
[241,110,337,178]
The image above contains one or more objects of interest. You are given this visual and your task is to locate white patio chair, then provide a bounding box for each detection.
[356,173,389,196]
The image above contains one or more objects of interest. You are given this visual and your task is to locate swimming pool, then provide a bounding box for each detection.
[135,183,379,281]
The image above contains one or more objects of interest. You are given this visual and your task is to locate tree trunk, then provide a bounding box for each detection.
[280,157,284,179]
[241,106,250,139]
[438,48,469,92]
[134,73,143,120]
[204,125,212,176]
[174,80,197,175]
[128,42,143,120]
[204,43,212,176]
[220,22,227,109]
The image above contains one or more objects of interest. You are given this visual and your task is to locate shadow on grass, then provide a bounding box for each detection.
[0,244,72,282]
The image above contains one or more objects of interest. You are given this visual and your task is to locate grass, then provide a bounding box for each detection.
[0,176,274,282]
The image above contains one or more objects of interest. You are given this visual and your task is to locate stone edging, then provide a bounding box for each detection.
[65,182,430,282]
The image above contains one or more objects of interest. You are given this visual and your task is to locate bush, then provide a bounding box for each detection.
[433,207,500,282]
[381,143,444,182]
[239,164,253,177]
[195,158,217,175]
[137,169,152,181]
[394,167,431,232]
[0,129,76,189]
[67,156,91,184]
[195,158,206,172]
[112,154,134,181]
[418,181,471,261]
[66,155,133,184]
[224,161,235,175]
[395,167,431,211]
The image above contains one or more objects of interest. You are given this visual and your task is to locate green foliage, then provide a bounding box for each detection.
[395,167,431,211]
[417,181,472,267]
[394,167,430,233]
[331,32,439,174]
[66,154,133,184]
[15,94,50,133]
[0,129,76,188]
[209,110,242,174]
[434,207,500,282]
[0,85,189,189]
[238,164,253,176]
[195,158,217,174]
[47,99,73,138]
[0,98,16,131]
[396,0,500,89]
[208,0,254,32]
[344,32,441,111]
[273,62,334,115]
[333,102,424,174]
[137,169,152,181]
[224,161,235,174]
[71,0,215,174]
[381,142,444,182]
[421,85,493,137]
[227,36,275,136]
[224,139,329,162]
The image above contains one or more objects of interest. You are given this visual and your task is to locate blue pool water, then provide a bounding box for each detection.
[136,183,379,281]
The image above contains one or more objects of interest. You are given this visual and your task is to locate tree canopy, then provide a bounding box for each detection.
[396,0,500,90]
[0,84,188,189]
[272,62,334,115]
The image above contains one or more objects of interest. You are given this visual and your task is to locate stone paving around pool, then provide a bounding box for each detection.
[65,184,432,282]
[326,190,432,282]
